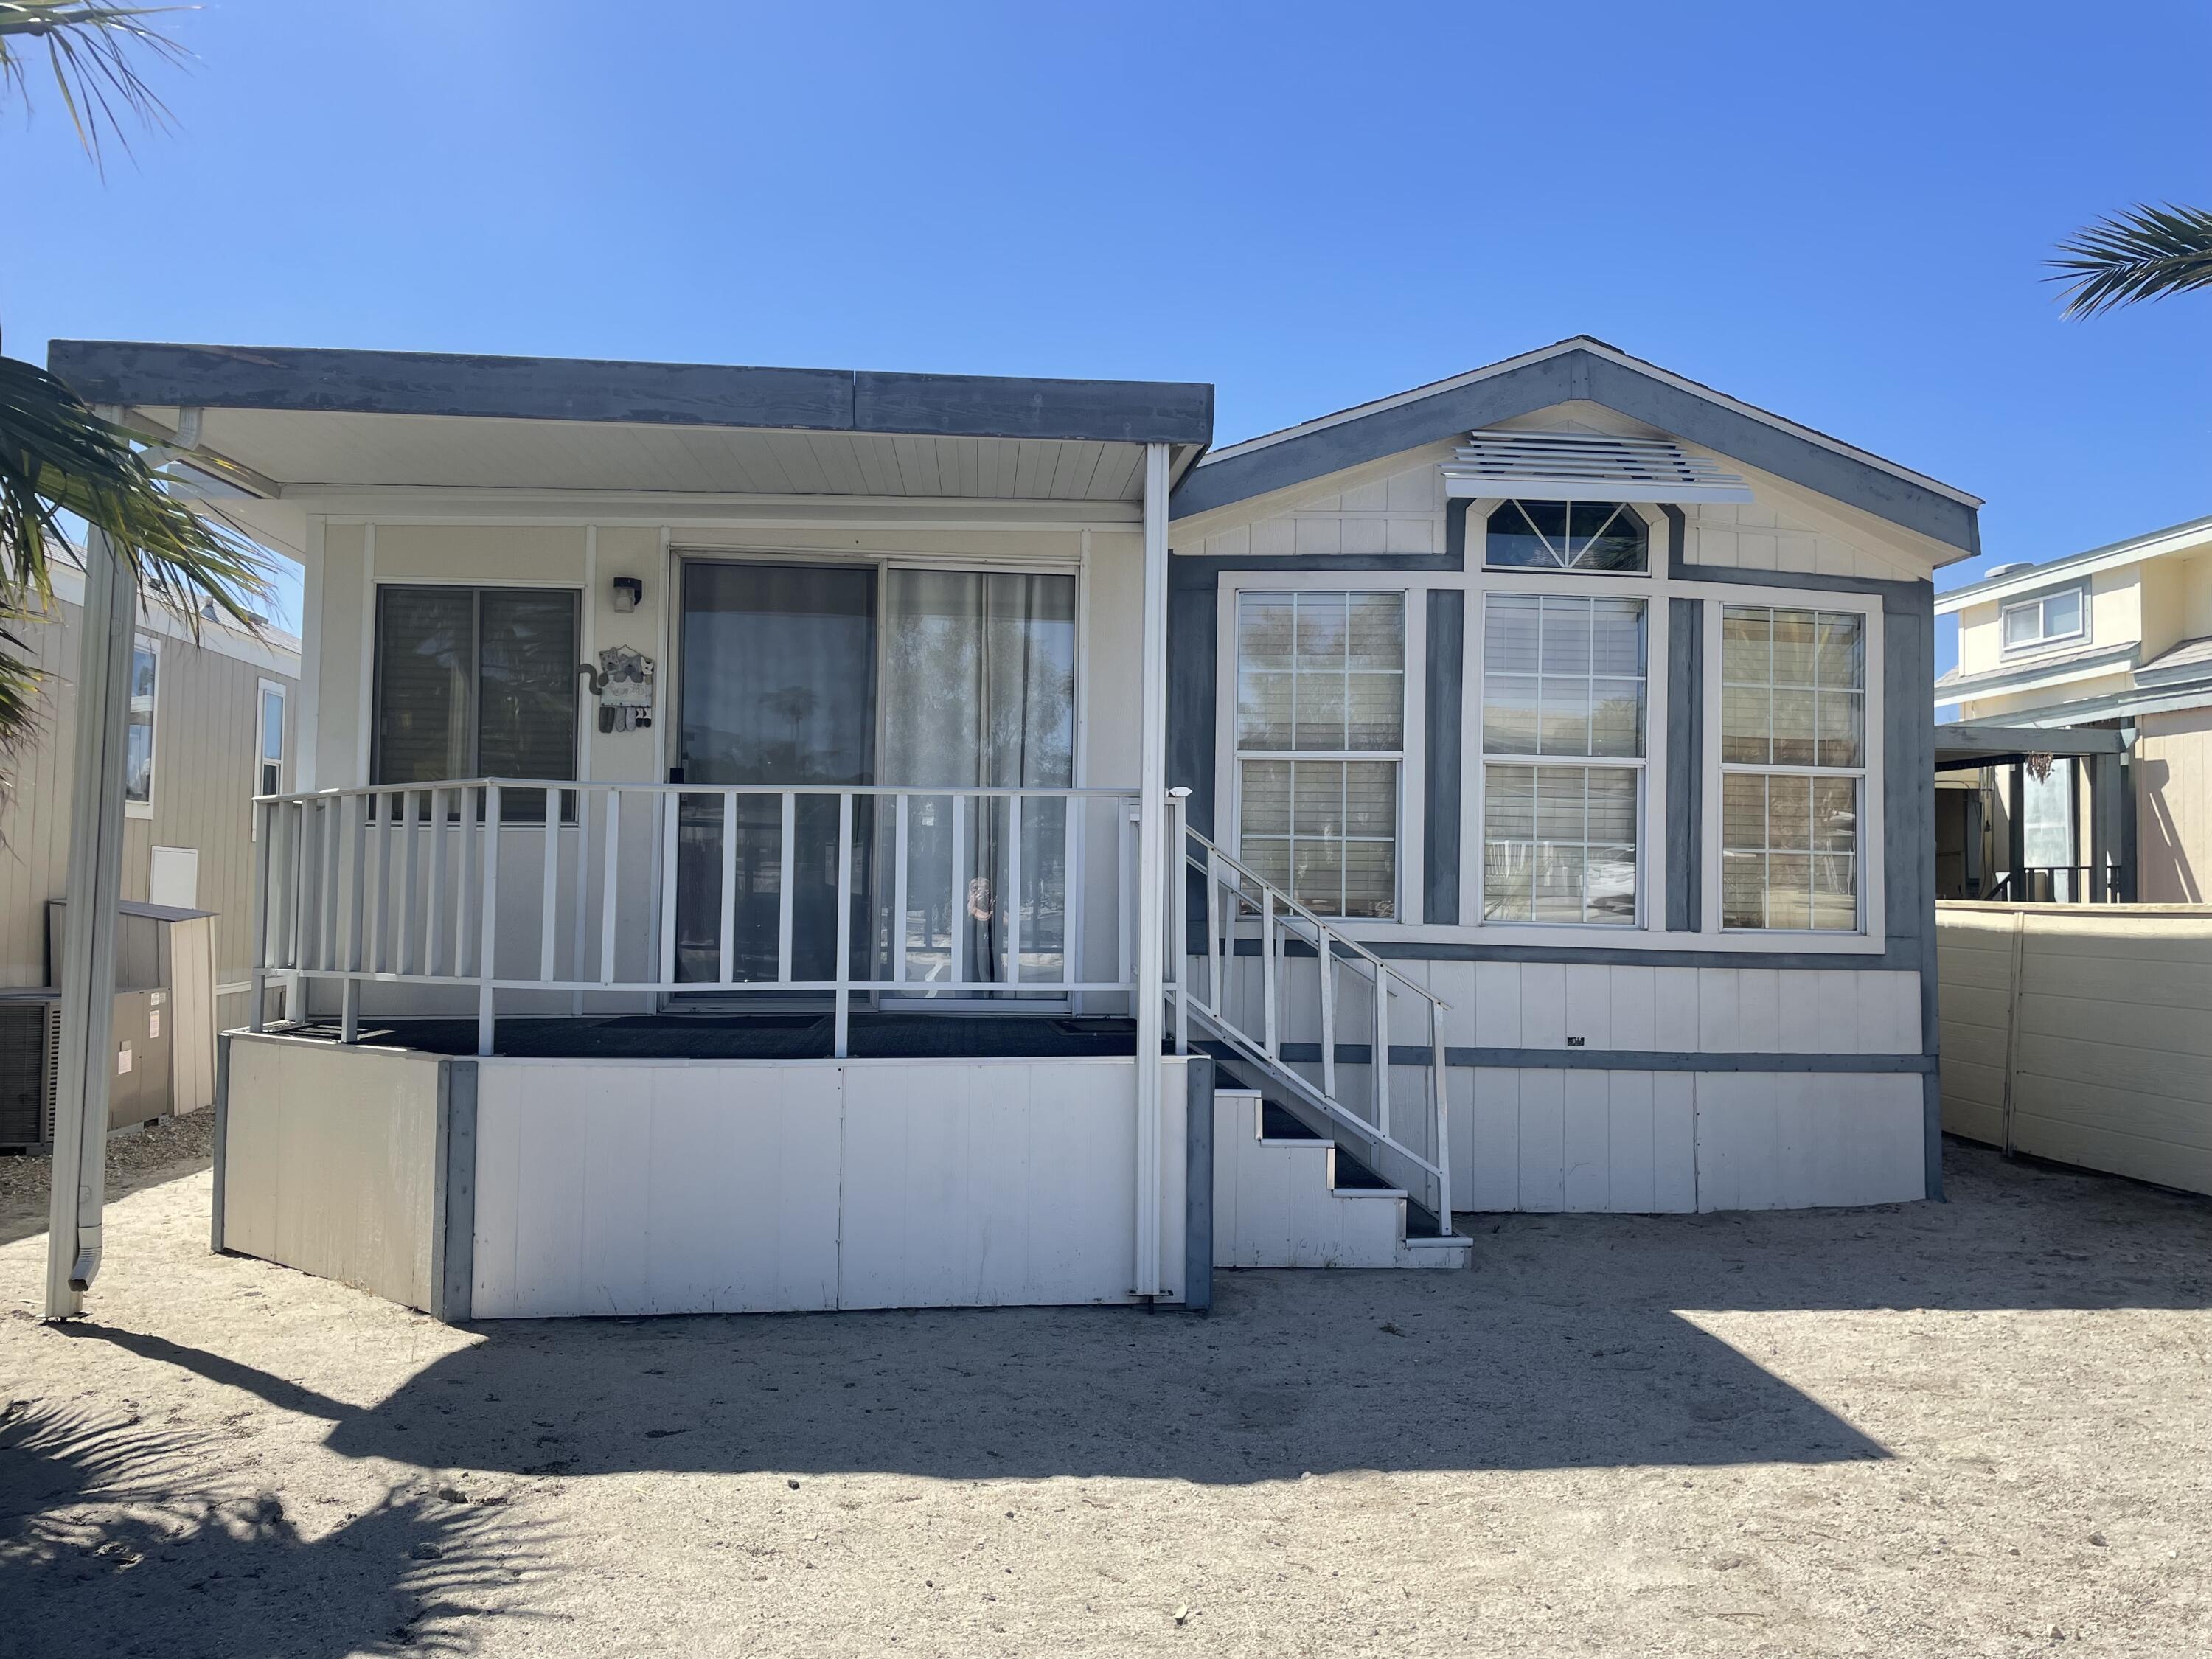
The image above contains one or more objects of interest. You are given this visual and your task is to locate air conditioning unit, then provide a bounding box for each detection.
[0,992,62,1152]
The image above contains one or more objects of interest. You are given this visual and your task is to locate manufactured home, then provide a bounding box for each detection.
[46,335,1976,1320]
[1,558,298,1142]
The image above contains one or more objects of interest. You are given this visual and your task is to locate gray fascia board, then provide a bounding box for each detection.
[1171,347,1980,557]
[47,340,1215,448]
[1933,720,2128,762]
[854,369,1211,445]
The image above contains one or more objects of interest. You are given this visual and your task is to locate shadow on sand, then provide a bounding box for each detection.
[0,1398,549,1658]
[39,1142,2212,1495]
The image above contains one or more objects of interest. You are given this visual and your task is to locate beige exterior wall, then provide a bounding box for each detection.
[1938,902,2212,1194]
[0,592,298,1020]
[2138,707,2212,903]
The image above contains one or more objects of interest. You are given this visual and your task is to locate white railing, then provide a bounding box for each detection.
[1166,791,1455,1233]
[252,779,1143,1056]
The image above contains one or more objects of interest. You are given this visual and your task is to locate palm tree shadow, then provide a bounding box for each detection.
[1,1397,549,1658]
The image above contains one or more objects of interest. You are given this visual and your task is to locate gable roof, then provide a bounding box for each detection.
[1935,511,2212,615]
[1169,336,1981,558]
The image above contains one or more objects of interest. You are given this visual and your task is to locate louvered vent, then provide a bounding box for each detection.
[0,999,60,1150]
[1441,430,1753,504]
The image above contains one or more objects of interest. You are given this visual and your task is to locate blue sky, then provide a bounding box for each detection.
[7,0,2209,670]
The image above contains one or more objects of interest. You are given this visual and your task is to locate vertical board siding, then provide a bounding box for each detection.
[1449,1065,1919,1214]
[0,594,296,1000]
[466,1057,1187,1318]
[219,1036,442,1309]
[1937,902,2212,1195]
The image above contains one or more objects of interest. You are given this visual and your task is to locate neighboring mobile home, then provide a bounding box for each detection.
[1935,514,2212,903]
[46,334,1978,1319]
[2,559,298,1131]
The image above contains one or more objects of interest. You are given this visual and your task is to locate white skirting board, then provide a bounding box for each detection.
[1450,1068,1925,1214]
[469,1055,1188,1318]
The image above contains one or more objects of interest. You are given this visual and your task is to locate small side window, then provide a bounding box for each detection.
[124,637,158,815]
[1999,587,2087,654]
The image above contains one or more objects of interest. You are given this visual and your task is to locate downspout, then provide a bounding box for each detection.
[45,520,136,1318]
[1132,442,1170,1298]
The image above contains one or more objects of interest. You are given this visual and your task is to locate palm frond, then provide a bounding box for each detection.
[2048,201,2212,318]
[0,3,192,167]
[0,350,269,631]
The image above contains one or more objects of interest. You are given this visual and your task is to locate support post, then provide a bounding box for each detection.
[1132,442,1170,1298]
[45,525,136,1320]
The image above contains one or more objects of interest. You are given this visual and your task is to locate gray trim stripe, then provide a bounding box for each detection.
[1172,345,1979,554]
[1424,591,1465,925]
[1200,1037,1933,1073]
[1665,576,1703,931]
[1225,936,1925,970]
[433,1059,478,1324]
[47,340,1217,447]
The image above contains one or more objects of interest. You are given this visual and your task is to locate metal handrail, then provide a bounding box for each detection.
[1166,795,1454,1232]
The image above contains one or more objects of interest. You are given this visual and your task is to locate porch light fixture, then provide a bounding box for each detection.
[611,576,643,613]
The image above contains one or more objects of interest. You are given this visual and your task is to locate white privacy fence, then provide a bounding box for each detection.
[1166,796,1455,1231]
[252,780,1144,1054]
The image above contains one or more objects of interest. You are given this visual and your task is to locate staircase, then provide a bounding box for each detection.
[1168,801,1470,1271]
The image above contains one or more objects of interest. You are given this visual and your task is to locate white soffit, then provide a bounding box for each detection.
[1441,429,1754,504]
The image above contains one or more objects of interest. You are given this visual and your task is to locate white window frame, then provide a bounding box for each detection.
[1474,584,1654,928]
[125,633,159,820]
[1469,566,1666,938]
[1999,585,2087,656]
[1221,585,1412,922]
[1481,498,1653,576]
[1701,588,1885,951]
[254,677,288,838]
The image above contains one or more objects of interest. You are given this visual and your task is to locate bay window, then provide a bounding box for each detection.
[1480,593,1646,924]
[1719,605,1865,931]
[1234,591,1404,919]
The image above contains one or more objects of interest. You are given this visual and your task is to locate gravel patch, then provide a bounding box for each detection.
[0,1110,215,1245]
[3,1138,2208,1657]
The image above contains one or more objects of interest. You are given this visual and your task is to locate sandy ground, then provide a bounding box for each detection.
[3,1138,2209,1658]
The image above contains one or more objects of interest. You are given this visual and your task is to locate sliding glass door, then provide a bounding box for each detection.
[879,569,1077,997]
[672,558,1077,1001]
[675,563,876,986]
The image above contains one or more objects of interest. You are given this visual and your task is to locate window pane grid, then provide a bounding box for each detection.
[1235,591,1403,919]
[1719,604,1865,933]
[1480,594,1646,926]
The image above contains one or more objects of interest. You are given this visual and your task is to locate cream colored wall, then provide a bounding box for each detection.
[1173,403,1945,586]
[2138,707,2212,903]
[1938,902,2212,1194]
[305,513,1150,1009]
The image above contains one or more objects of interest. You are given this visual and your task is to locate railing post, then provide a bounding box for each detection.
[1374,967,1392,1141]
[1006,793,1023,990]
[1431,997,1453,1233]
[718,789,739,987]
[341,793,365,1043]
[1168,787,1189,1055]
[1260,890,1279,1062]
[777,790,796,986]
[599,788,622,987]
[833,791,854,1057]
[249,796,271,1032]
[478,783,501,1057]
[1318,931,1337,1099]
[893,792,910,988]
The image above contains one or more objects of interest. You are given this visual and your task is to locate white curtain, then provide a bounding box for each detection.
[880,571,1076,989]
